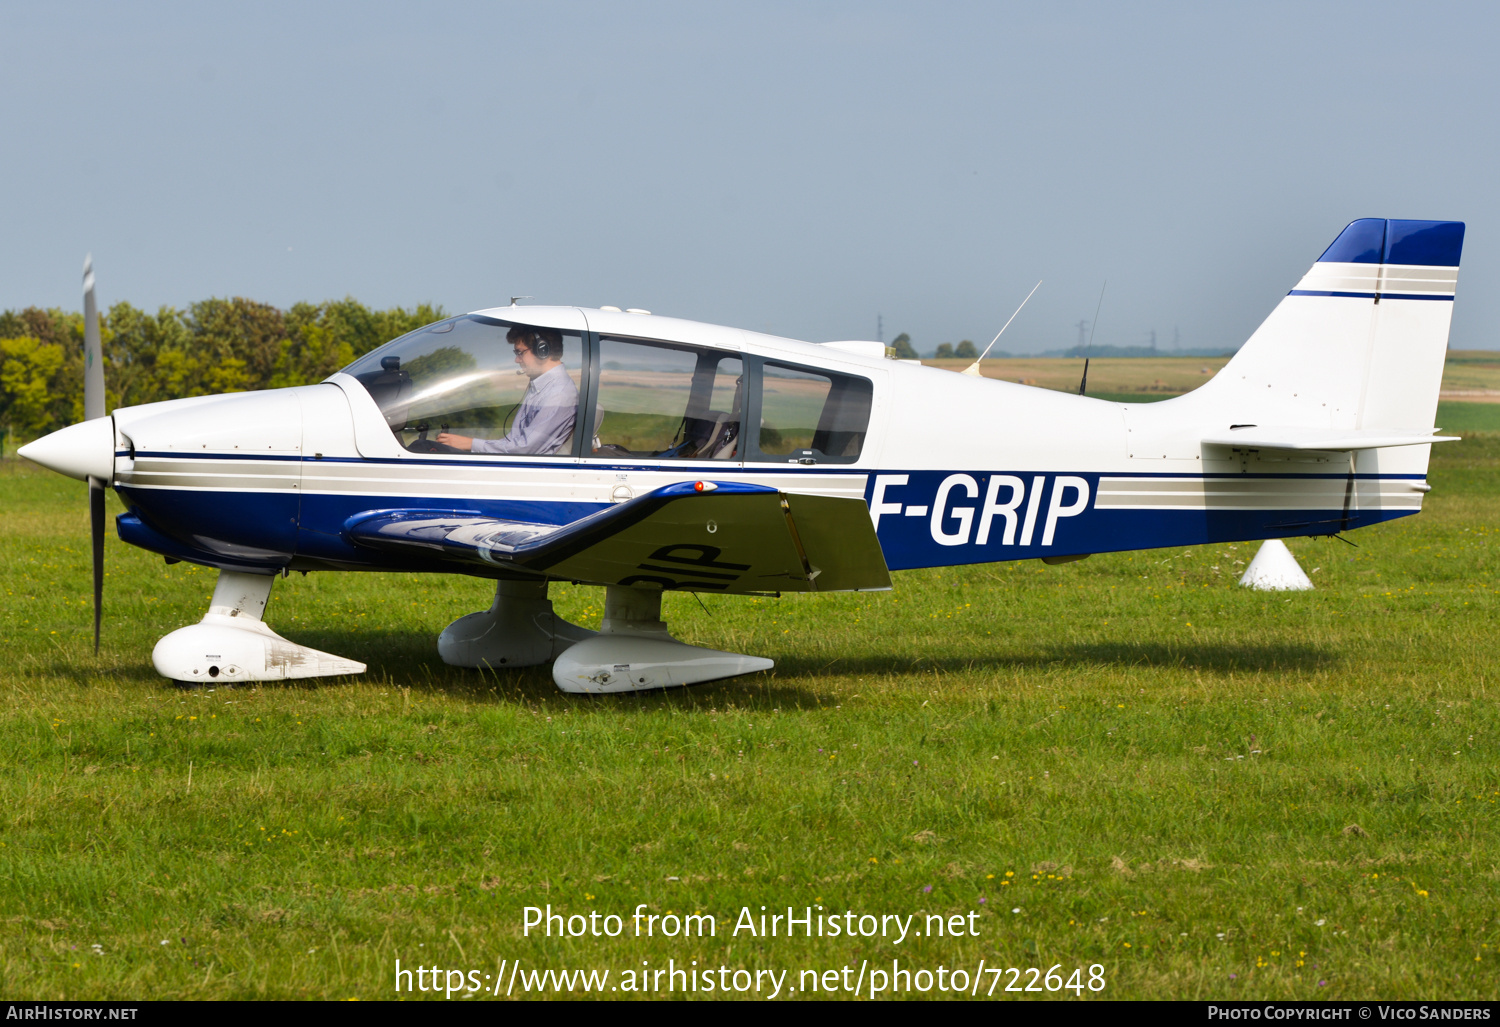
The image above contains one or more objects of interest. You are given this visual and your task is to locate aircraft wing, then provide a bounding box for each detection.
[1201,427,1460,451]
[344,480,891,594]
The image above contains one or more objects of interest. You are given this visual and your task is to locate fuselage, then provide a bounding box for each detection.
[105,304,1429,580]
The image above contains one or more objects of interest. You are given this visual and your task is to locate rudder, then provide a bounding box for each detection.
[1203,218,1464,433]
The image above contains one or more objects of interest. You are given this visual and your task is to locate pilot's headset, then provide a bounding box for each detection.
[511,329,545,375]
[526,328,561,362]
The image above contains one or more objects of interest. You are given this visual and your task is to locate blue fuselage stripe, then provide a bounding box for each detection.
[114,465,1425,577]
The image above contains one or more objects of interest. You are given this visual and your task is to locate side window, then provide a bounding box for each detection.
[752,361,872,463]
[590,338,743,460]
[344,316,584,456]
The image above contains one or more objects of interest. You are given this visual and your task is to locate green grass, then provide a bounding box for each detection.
[2,440,1499,1000]
[1081,391,1170,404]
[1438,402,1500,434]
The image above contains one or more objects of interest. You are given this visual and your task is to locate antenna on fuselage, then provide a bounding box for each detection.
[1078,281,1106,396]
[961,280,1042,378]
[510,296,532,306]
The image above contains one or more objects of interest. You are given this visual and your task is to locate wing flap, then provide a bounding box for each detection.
[344,481,891,593]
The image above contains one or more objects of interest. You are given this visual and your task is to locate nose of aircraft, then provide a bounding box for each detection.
[18,417,116,483]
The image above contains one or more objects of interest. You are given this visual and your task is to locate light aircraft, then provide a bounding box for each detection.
[20,218,1463,693]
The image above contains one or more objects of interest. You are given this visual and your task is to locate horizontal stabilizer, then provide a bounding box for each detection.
[1201,426,1459,451]
[344,481,891,594]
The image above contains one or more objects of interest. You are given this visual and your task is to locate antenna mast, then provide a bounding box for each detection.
[961,280,1042,378]
[1078,281,1106,396]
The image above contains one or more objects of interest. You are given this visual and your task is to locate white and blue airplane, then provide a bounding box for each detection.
[20,218,1463,693]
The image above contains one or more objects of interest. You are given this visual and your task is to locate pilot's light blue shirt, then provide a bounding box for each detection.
[472,365,577,455]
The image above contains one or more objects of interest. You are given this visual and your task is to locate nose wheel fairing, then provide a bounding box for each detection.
[151,571,365,684]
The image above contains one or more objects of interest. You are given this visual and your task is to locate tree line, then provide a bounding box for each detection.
[0,297,443,443]
[888,333,987,361]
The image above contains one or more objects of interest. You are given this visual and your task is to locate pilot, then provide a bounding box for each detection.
[437,326,577,455]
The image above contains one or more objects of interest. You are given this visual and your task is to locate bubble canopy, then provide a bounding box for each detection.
[341,311,872,463]
[342,315,583,453]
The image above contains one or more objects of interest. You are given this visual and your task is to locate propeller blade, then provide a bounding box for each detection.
[90,479,104,654]
[83,255,105,422]
[83,254,107,652]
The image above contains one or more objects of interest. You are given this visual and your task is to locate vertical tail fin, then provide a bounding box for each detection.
[1206,219,1464,432]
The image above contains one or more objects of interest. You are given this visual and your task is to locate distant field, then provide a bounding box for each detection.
[1,432,1497,1000]
[923,355,1230,396]
[918,350,1500,430]
[1044,395,1500,433]
[925,350,1500,403]
[1438,351,1500,399]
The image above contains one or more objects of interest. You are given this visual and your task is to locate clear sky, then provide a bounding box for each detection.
[2,1,1496,353]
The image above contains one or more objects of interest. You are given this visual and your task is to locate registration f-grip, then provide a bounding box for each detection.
[869,473,1091,548]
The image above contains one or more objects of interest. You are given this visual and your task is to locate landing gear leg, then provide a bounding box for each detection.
[551,585,773,694]
[151,570,366,683]
[438,578,595,669]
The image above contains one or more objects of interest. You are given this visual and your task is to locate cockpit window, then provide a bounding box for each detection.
[751,361,871,463]
[589,337,743,460]
[343,316,583,456]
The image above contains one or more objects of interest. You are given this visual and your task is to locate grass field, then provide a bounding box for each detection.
[2,407,1499,1000]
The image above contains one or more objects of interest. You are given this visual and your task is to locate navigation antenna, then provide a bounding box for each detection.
[960,280,1042,378]
[1078,281,1106,396]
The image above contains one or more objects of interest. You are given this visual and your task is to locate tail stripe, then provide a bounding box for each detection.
[1291,224,1461,301]
[1188,215,1464,439]
[1289,290,1452,301]
[1317,218,1464,267]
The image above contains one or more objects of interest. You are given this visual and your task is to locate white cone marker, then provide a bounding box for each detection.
[1238,539,1313,591]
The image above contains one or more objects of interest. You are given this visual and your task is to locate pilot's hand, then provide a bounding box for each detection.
[435,433,473,451]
